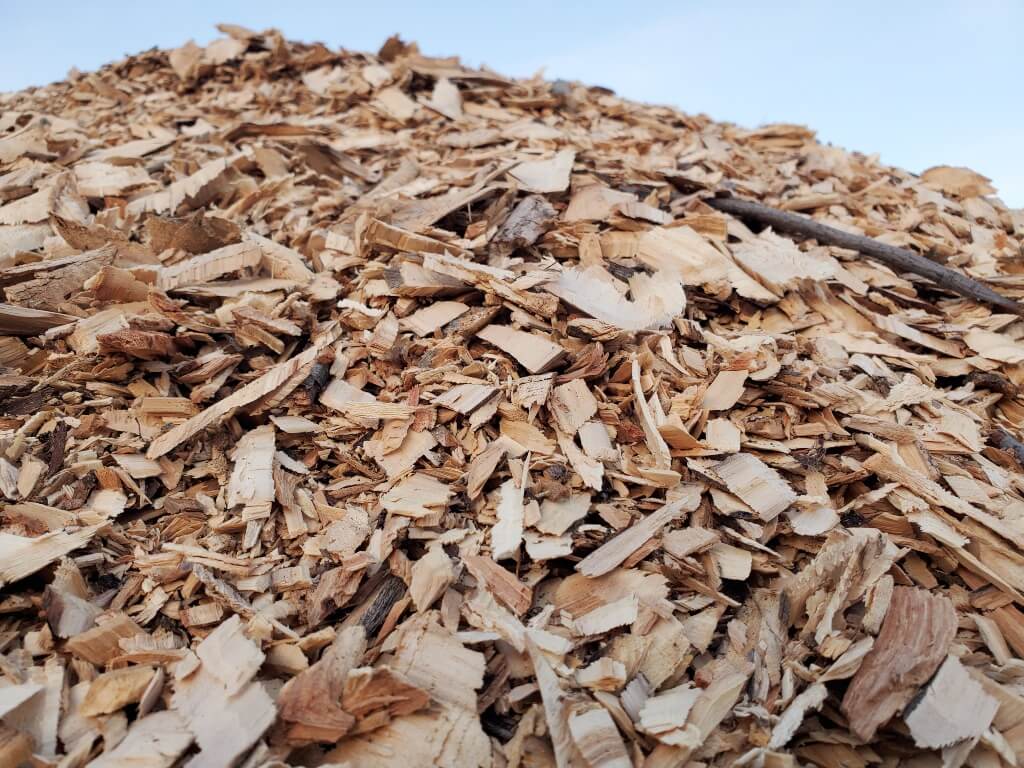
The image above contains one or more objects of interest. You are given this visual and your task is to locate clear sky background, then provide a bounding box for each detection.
[4,1,1022,205]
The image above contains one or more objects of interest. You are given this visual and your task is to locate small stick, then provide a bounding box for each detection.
[706,195,1024,316]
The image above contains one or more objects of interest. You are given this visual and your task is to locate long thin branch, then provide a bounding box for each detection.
[706,195,1024,316]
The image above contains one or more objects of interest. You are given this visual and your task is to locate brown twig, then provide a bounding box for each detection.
[707,195,1024,316]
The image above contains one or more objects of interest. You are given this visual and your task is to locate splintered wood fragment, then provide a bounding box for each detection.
[549,378,598,435]
[730,230,839,297]
[548,266,686,331]
[568,708,633,768]
[5,659,63,758]
[579,421,618,462]
[989,427,1024,466]
[492,475,526,561]
[509,150,575,193]
[710,542,752,580]
[698,453,796,521]
[409,545,454,611]
[631,359,671,469]
[147,324,340,458]
[527,636,580,767]
[189,562,256,618]
[421,251,560,316]
[391,613,486,711]
[4,247,115,310]
[0,524,103,587]
[227,424,275,519]
[341,401,415,421]
[65,611,145,665]
[433,382,498,414]
[127,153,240,216]
[577,485,701,577]
[703,418,741,453]
[306,565,363,626]
[319,377,377,417]
[342,666,430,725]
[0,683,42,718]
[647,666,751,765]
[477,324,567,374]
[573,594,638,636]
[324,708,490,767]
[491,194,557,258]
[112,453,164,478]
[903,655,998,748]
[707,195,1024,315]
[701,369,748,411]
[841,586,956,741]
[402,300,470,336]
[512,373,554,408]
[247,232,315,283]
[373,428,437,478]
[88,711,193,768]
[272,564,312,592]
[639,683,701,743]
[278,626,365,743]
[80,666,156,716]
[863,451,1024,548]
[537,493,591,536]
[380,472,452,518]
[0,303,77,335]
[768,683,828,749]
[0,724,31,767]
[171,615,276,767]
[269,414,319,433]
[157,241,262,289]
[463,437,515,499]
[663,527,719,559]
[372,222,468,264]
[463,555,533,615]
[45,582,101,638]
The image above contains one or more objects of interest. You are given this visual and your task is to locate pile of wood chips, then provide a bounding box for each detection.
[3,22,1024,768]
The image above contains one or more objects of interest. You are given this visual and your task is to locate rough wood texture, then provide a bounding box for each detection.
[0,24,1023,768]
[841,586,957,741]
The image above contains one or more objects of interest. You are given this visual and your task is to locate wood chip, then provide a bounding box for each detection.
[903,655,999,748]
[477,324,567,374]
[841,586,956,741]
[577,486,701,577]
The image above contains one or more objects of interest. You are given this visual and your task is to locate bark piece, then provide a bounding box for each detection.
[491,194,557,258]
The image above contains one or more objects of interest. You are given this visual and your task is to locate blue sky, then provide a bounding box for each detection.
[5,1,1022,205]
